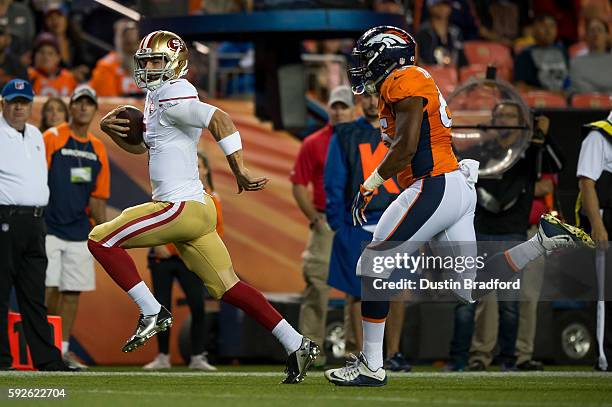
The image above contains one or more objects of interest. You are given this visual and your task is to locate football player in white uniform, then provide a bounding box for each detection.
[89,30,319,383]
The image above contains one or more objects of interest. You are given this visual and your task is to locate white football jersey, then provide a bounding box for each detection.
[144,79,213,203]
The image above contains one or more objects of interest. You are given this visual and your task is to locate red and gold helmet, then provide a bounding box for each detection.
[134,30,189,91]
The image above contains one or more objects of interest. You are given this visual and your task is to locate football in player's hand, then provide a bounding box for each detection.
[116,106,144,145]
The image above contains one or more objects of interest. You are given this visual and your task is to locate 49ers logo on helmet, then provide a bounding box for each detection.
[167,38,185,52]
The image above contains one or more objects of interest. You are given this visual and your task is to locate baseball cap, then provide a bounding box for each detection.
[328,85,354,108]
[70,84,98,106]
[1,79,35,102]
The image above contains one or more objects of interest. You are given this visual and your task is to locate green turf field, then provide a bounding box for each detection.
[0,367,611,407]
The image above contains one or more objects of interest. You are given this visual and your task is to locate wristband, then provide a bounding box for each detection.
[218,131,242,156]
[363,168,385,191]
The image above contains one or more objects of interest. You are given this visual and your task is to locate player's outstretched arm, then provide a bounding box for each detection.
[207,109,269,193]
[100,107,148,155]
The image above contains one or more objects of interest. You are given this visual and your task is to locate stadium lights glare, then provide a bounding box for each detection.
[193,42,210,55]
[94,0,141,21]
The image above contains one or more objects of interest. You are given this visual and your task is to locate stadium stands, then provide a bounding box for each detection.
[423,65,458,97]
[520,91,568,108]
[571,92,612,109]
[464,41,513,72]
[459,64,512,82]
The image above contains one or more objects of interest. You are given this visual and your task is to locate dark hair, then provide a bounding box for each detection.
[40,97,69,132]
[44,11,94,68]
[197,150,215,192]
[533,13,556,25]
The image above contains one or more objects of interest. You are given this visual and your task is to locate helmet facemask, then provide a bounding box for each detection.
[349,26,417,96]
[349,46,400,95]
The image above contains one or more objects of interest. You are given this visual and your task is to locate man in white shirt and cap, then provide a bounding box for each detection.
[0,79,75,371]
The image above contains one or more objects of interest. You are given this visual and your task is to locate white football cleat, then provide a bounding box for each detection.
[325,353,387,387]
[189,352,217,371]
[63,351,88,370]
[537,213,595,252]
[143,353,171,370]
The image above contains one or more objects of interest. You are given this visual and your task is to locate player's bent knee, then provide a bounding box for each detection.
[209,285,228,300]
[88,225,103,243]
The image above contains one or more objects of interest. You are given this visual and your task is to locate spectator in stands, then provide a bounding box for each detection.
[421,0,479,41]
[570,17,612,94]
[372,0,405,15]
[43,3,92,82]
[43,85,109,370]
[0,18,27,89]
[39,97,68,132]
[290,86,354,368]
[315,40,349,102]
[514,14,570,93]
[324,92,410,372]
[0,0,35,59]
[28,33,77,97]
[532,0,581,46]
[89,19,142,97]
[475,0,530,47]
[143,151,219,371]
[416,0,468,67]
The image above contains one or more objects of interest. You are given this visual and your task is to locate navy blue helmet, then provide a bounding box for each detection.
[348,26,417,95]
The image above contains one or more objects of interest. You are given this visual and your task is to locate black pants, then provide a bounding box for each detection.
[0,212,62,369]
[149,257,206,355]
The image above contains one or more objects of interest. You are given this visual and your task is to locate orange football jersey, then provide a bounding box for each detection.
[89,51,143,97]
[28,67,77,97]
[378,65,458,188]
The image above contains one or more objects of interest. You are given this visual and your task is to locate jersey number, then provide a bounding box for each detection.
[415,66,452,128]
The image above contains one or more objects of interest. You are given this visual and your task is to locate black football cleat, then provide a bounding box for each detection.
[282,337,320,384]
[122,306,172,353]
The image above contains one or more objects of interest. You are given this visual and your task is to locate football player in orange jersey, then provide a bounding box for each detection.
[325,26,594,386]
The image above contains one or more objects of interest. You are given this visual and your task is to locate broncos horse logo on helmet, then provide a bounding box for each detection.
[349,26,417,95]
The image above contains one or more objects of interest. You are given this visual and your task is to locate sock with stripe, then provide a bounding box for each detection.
[87,240,143,292]
[361,299,389,371]
[505,235,546,270]
[222,281,302,354]
[471,238,545,300]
